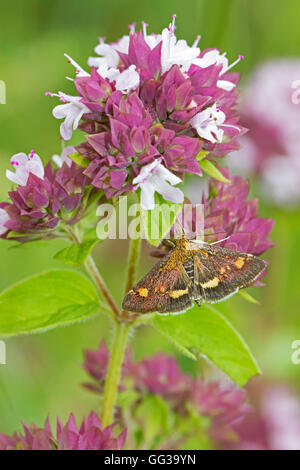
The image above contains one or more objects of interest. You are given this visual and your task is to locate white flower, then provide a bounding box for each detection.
[96,63,119,81]
[161,15,200,74]
[52,145,75,168]
[113,35,131,54]
[193,50,243,90]
[88,33,140,94]
[133,160,184,210]
[0,208,9,236]
[96,64,140,94]
[216,79,236,91]
[64,54,90,78]
[88,43,120,69]
[113,65,140,93]
[6,151,44,186]
[141,21,162,49]
[190,104,226,143]
[52,93,90,141]
[88,29,134,70]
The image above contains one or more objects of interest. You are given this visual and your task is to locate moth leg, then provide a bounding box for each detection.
[195,298,202,307]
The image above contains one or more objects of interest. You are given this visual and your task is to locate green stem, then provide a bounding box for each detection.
[67,226,143,426]
[85,254,121,321]
[101,322,130,427]
[124,237,141,296]
[65,226,121,321]
[101,237,142,426]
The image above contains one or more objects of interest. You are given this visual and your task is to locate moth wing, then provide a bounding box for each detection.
[191,242,266,303]
[122,251,193,314]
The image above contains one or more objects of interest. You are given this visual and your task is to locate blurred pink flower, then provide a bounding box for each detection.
[83,342,249,443]
[130,352,193,403]
[202,167,274,256]
[228,382,300,450]
[229,59,300,206]
[0,412,126,450]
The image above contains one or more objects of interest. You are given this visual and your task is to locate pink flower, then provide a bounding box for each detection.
[193,49,244,91]
[0,412,126,450]
[200,167,274,256]
[82,341,110,393]
[153,167,273,270]
[1,153,95,242]
[47,17,245,205]
[191,379,249,424]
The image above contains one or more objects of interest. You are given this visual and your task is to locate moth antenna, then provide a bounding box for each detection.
[210,235,231,245]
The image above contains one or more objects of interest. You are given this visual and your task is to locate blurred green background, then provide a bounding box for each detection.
[1,0,300,434]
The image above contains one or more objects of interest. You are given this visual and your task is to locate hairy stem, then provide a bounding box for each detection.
[124,237,141,296]
[67,227,143,425]
[66,226,122,321]
[101,322,130,427]
[101,237,142,425]
[85,255,121,321]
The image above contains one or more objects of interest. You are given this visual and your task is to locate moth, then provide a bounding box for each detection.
[122,236,266,314]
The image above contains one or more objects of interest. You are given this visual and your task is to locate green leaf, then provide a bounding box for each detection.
[0,270,100,337]
[196,150,209,162]
[54,239,99,266]
[141,192,183,246]
[117,390,139,408]
[154,303,260,386]
[200,160,231,183]
[135,395,172,443]
[68,152,89,168]
[238,290,260,305]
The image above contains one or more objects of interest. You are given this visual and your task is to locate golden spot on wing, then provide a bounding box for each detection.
[137,288,148,297]
[169,288,188,299]
[220,267,226,274]
[234,257,245,269]
[160,286,166,293]
[200,277,220,288]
